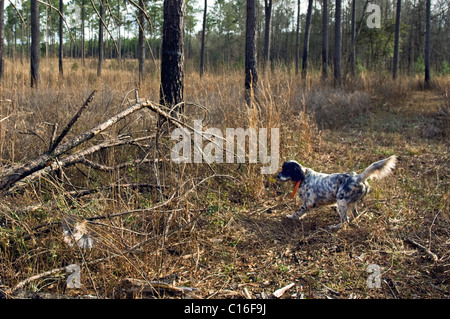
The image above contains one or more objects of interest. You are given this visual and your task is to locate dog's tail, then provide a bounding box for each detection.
[359,155,397,182]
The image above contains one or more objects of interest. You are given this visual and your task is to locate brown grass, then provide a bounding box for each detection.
[0,58,449,299]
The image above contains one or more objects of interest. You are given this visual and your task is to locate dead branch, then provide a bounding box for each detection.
[75,157,156,172]
[122,278,198,295]
[68,182,168,198]
[0,95,227,199]
[10,265,69,294]
[405,238,439,262]
[0,97,150,194]
[49,90,96,153]
[6,136,153,194]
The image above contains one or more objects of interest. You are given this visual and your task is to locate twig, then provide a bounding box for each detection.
[0,114,12,123]
[47,122,59,152]
[405,238,439,262]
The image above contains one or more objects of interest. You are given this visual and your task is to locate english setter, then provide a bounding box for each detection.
[277,155,397,229]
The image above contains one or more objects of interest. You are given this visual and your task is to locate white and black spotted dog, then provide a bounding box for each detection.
[277,155,397,230]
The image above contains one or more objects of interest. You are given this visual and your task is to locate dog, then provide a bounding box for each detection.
[277,155,397,229]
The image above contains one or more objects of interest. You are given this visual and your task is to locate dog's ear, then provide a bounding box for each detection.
[286,161,305,182]
[291,164,305,182]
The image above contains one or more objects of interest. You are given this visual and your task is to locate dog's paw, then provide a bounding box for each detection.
[286,214,296,219]
[328,223,343,231]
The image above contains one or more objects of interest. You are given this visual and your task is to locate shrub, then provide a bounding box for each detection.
[304,88,371,129]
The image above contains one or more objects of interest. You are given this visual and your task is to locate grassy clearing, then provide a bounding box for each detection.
[0,58,449,299]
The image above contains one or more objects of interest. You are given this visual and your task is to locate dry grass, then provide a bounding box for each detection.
[0,58,449,299]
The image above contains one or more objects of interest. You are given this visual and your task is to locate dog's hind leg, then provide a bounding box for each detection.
[329,200,349,230]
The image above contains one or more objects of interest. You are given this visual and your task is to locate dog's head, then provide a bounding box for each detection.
[277,160,305,182]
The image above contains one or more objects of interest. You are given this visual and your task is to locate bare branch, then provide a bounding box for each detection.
[49,90,96,153]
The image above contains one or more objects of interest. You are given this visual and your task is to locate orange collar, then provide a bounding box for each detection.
[290,169,307,199]
[290,180,301,199]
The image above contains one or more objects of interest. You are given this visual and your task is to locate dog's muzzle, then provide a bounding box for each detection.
[277,173,290,181]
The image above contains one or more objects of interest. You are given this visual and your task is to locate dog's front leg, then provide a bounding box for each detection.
[287,205,308,220]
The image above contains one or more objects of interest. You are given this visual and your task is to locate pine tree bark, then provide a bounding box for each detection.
[322,0,328,79]
[334,0,342,86]
[30,0,40,87]
[263,0,272,72]
[424,0,431,87]
[97,0,104,77]
[160,0,185,115]
[81,0,85,67]
[349,0,356,76]
[301,0,313,78]
[0,0,4,79]
[393,0,401,79]
[59,0,63,76]
[200,0,207,77]
[295,0,300,75]
[138,0,145,84]
[245,0,258,105]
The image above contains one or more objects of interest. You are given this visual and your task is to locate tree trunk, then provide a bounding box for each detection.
[424,0,431,87]
[97,0,104,77]
[245,0,258,105]
[31,0,40,87]
[322,0,328,79]
[81,0,85,67]
[200,0,207,77]
[117,0,121,64]
[334,0,342,86]
[263,0,272,72]
[301,0,313,79]
[160,0,185,115]
[295,0,300,75]
[138,0,145,84]
[349,0,356,76]
[393,0,401,79]
[0,0,4,79]
[59,0,64,76]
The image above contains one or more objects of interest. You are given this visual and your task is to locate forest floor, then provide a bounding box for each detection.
[0,63,448,299]
[175,88,449,299]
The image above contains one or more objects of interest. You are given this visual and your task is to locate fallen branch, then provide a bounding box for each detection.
[10,265,69,294]
[75,158,157,172]
[0,95,228,196]
[68,182,168,198]
[122,278,198,295]
[0,95,151,194]
[6,136,154,194]
[405,238,439,262]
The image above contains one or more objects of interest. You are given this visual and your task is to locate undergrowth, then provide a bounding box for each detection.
[0,58,448,299]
